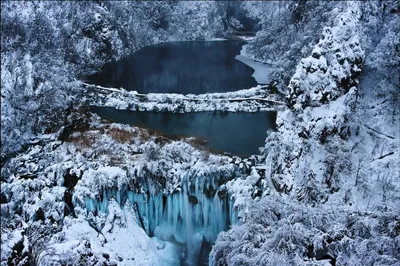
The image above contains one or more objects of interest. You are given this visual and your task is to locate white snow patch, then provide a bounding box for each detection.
[46,201,179,266]
[235,44,272,84]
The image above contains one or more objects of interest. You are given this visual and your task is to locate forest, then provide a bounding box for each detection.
[1,1,399,266]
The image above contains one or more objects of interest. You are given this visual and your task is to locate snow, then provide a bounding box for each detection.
[44,202,179,266]
[0,110,267,264]
[208,38,228,41]
[86,84,282,113]
[1,1,399,265]
[235,44,272,84]
[211,2,399,264]
[235,36,256,41]
[1,230,23,257]
[287,11,364,110]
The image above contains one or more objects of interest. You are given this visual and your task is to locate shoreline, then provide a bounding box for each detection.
[234,44,272,85]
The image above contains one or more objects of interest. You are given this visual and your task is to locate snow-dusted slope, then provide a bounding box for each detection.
[1,1,399,266]
[211,2,400,265]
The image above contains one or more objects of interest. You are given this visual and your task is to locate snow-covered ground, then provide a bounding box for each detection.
[235,44,272,84]
[85,84,283,113]
[42,205,180,266]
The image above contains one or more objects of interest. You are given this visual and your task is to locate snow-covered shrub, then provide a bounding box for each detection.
[219,3,399,265]
[211,197,400,266]
[242,1,339,88]
[287,8,364,110]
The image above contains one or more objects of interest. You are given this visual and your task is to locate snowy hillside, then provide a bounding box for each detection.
[211,2,400,265]
[1,1,399,266]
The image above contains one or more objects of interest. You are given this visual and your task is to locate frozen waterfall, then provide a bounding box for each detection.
[83,175,239,265]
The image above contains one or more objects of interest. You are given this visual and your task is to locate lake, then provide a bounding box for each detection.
[87,40,275,265]
[90,107,276,158]
[86,40,259,94]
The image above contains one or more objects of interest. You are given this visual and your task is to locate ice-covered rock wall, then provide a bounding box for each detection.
[83,175,239,265]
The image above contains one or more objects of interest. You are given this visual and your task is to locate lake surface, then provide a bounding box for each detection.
[86,41,258,94]
[90,107,276,157]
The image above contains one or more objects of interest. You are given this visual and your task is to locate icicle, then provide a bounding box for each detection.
[82,173,240,265]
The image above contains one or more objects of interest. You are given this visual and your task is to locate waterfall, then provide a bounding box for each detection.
[83,175,239,265]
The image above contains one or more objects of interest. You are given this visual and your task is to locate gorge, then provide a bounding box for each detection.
[1,1,399,266]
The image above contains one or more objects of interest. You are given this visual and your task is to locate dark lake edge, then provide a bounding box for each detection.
[89,106,277,158]
[85,40,258,94]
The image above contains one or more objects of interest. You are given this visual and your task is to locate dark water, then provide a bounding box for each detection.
[86,41,258,94]
[90,107,276,157]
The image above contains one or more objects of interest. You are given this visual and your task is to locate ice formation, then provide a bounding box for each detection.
[83,175,239,265]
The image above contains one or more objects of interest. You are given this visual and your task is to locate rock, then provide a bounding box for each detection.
[189,195,199,204]
[19,173,37,180]
[0,192,8,204]
[217,189,227,199]
[252,189,262,199]
[203,185,216,198]
[63,170,80,190]
[33,208,45,222]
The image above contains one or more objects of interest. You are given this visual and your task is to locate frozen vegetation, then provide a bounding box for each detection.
[84,84,283,113]
[211,2,400,265]
[1,1,399,266]
[1,112,258,265]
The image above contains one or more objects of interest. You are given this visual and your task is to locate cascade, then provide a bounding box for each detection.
[82,175,240,265]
